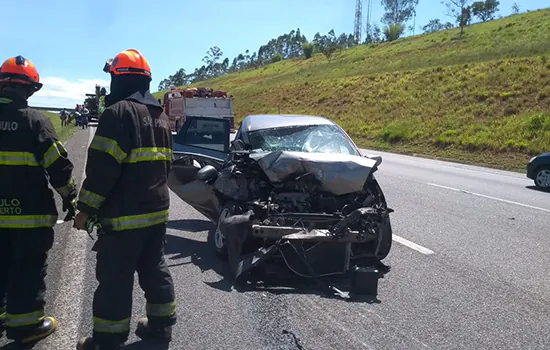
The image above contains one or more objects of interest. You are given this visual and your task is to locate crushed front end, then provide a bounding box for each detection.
[215,151,394,301]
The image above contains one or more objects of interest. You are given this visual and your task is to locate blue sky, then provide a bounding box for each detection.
[1,0,545,108]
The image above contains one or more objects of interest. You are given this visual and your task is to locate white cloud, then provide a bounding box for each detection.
[28,77,110,109]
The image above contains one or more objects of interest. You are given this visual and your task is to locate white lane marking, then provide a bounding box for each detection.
[393,235,435,255]
[426,183,550,213]
[49,127,94,345]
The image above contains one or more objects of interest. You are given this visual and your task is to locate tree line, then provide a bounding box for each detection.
[157,0,520,91]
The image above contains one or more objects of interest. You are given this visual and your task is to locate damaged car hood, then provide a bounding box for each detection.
[249,151,377,196]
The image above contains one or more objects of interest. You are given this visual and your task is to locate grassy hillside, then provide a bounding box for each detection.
[155,8,550,171]
[42,111,77,142]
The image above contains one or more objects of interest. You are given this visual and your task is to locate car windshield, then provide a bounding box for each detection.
[247,124,359,156]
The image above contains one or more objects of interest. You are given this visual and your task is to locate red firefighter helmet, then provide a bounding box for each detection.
[0,55,43,91]
[103,49,151,80]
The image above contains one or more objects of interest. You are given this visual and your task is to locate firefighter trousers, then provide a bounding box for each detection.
[91,223,177,345]
[0,227,54,339]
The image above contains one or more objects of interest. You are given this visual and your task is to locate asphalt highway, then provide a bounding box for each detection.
[1,126,549,350]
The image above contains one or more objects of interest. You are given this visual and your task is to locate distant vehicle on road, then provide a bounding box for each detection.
[83,84,106,122]
[526,152,550,190]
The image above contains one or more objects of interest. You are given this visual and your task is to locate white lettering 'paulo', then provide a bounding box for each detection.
[0,121,18,131]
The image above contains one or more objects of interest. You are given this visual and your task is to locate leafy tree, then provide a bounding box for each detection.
[271,53,283,63]
[471,0,500,22]
[422,19,454,33]
[443,0,472,35]
[380,0,420,26]
[384,23,406,41]
[302,43,315,59]
[157,68,190,91]
[203,46,223,65]
[511,2,519,14]
[422,18,453,33]
[365,23,383,43]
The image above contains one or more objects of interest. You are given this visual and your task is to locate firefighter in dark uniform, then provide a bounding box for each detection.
[0,56,77,345]
[74,49,177,350]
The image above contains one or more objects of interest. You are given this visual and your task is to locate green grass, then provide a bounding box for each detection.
[42,111,77,143]
[154,8,550,171]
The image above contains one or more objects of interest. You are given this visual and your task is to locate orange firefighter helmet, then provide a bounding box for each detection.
[0,55,43,91]
[103,49,151,80]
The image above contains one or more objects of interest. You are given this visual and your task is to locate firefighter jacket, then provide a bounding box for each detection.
[0,97,76,228]
[77,91,173,232]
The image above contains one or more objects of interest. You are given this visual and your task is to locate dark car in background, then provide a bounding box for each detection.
[526,152,550,190]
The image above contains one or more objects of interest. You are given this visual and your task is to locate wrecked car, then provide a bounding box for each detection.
[168,114,393,299]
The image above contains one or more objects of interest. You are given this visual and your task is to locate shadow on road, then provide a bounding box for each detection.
[166,219,213,232]
[163,233,386,304]
[163,233,234,292]
[0,342,35,350]
[123,339,169,349]
[525,185,549,193]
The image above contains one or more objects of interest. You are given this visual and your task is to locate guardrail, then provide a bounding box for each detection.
[31,106,75,112]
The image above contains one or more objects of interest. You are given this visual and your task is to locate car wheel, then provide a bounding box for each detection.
[534,166,550,190]
[210,202,242,260]
[377,216,393,260]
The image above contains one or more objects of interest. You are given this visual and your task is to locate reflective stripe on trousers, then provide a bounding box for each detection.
[5,310,45,327]
[0,215,57,228]
[100,209,169,232]
[78,188,106,209]
[0,151,39,166]
[41,141,66,168]
[93,316,130,334]
[146,301,176,318]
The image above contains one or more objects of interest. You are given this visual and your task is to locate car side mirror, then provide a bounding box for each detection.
[231,139,246,151]
[196,165,218,182]
[363,154,382,167]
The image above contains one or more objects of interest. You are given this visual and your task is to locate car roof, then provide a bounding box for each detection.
[240,114,336,132]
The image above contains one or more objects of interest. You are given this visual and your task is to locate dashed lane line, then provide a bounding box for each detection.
[426,182,550,213]
[392,235,435,255]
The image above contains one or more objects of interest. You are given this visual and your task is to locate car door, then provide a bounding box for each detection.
[168,116,231,222]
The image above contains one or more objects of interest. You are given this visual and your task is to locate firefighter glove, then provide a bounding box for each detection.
[62,198,77,221]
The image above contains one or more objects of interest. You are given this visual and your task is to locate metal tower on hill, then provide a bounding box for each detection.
[354,0,363,43]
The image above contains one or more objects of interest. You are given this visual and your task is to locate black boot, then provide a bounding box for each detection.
[135,317,172,342]
[76,337,124,350]
[9,316,57,344]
